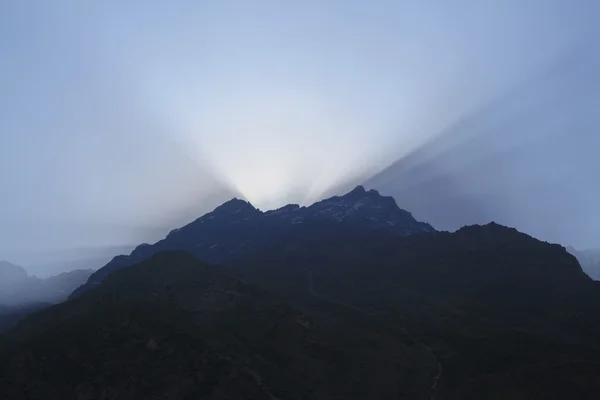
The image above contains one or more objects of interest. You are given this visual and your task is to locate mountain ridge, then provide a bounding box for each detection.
[5,219,600,398]
[0,261,29,284]
[0,263,94,332]
[0,261,94,307]
[71,186,434,298]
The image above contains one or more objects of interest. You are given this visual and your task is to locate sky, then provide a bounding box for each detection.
[1,0,599,270]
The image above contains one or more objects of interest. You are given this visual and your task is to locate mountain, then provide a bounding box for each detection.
[4,222,600,398]
[223,222,600,398]
[43,269,97,296]
[567,246,600,280]
[0,263,94,331]
[71,186,433,298]
[0,261,28,285]
[0,252,438,400]
[0,264,94,307]
[0,303,50,333]
[23,244,135,277]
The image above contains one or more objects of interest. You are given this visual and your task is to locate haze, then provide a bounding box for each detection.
[1,0,599,273]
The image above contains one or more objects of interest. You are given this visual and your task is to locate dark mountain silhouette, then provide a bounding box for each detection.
[0,252,437,400]
[3,220,600,398]
[0,303,50,333]
[223,222,600,398]
[4,191,600,398]
[71,186,433,298]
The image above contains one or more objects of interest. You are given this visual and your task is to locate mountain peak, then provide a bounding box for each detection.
[224,197,253,206]
[344,185,388,200]
[349,185,366,194]
[455,222,529,243]
[71,188,436,298]
[0,261,28,283]
[301,185,434,235]
[214,197,256,212]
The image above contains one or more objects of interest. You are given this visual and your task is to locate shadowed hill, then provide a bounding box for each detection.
[0,251,437,400]
[225,222,600,399]
[5,212,600,397]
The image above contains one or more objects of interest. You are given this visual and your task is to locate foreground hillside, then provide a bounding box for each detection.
[225,222,600,399]
[4,190,600,398]
[0,252,437,400]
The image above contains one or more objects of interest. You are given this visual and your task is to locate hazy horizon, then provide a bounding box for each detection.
[2,1,600,271]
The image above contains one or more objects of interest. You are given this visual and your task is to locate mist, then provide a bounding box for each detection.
[1,0,599,271]
[366,33,600,248]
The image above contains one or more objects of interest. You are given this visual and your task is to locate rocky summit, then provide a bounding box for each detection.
[71,186,433,298]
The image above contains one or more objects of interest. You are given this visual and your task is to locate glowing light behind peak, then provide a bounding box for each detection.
[179,85,386,210]
[2,0,599,267]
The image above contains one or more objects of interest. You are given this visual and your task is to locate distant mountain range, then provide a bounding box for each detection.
[0,262,93,306]
[0,261,29,284]
[20,244,135,277]
[71,186,433,298]
[567,246,600,280]
[0,262,93,331]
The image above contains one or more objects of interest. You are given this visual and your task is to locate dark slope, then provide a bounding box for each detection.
[4,220,600,398]
[71,186,433,298]
[0,251,437,400]
[224,222,600,399]
[0,302,51,333]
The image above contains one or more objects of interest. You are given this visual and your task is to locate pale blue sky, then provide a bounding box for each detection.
[1,1,598,268]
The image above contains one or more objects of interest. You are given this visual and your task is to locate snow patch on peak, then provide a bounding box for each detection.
[168,228,181,236]
[215,197,256,212]
[266,204,300,216]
